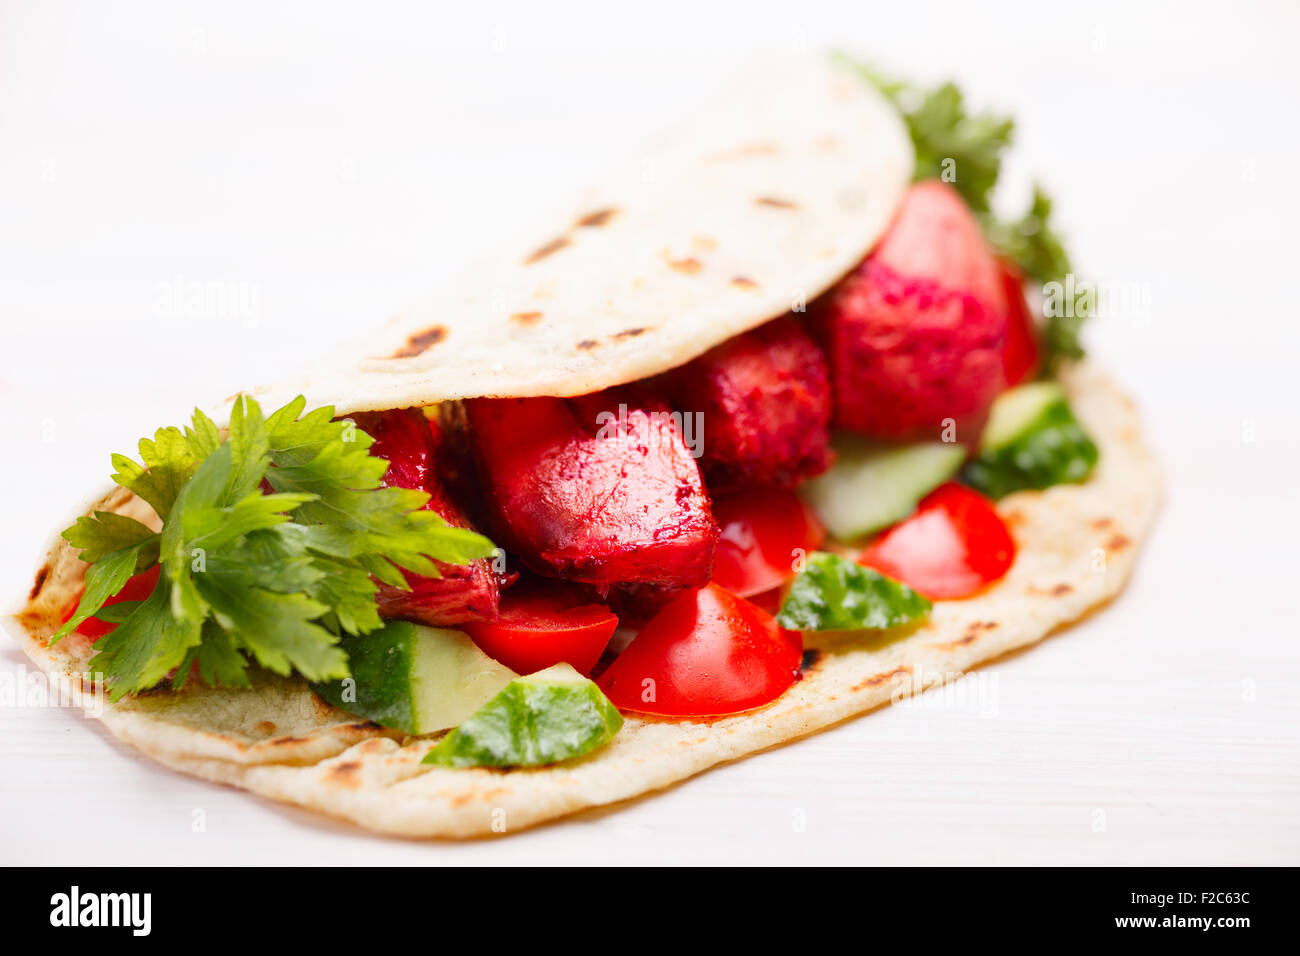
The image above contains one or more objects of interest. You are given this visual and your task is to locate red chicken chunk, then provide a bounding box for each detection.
[661,316,832,491]
[815,180,1008,441]
[350,407,500,626]
[464,386,718,593]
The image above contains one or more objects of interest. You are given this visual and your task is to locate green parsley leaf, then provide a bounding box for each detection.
[62,511,157,565]
[51,540,153,644]
[262,398,496,579]
[62,394,496,699]
[982,185,1090,366]
[91,581,203,700]
[776,552,931,632]
[835,53,1014,213]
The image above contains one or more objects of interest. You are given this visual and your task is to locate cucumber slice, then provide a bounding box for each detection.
[801,438,966,541]
[963,382,1099,498]
[980,382,1067,450]
[313,621,517,735]
[423,663,623,768]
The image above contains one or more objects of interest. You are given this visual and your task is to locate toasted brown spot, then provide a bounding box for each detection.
[756,196,799,209]
[450,786,508,808]
[524,236,571,265]
[936,633,978,651]
[576,208,617,228]
[850,665,912,694]
[577,339,599,350]
[392,326,446,358]
[1091,517,1114,530]
[255,721,277,736]
[28,565,50,601]
[510,311,543,326]
[692,236,717,252]
[613,327,648,339]
[270,735,307,746]
[668,256,702,275]
[1106,534,1132,552]
[731,275,759,290]
[1051,583,1073,596]
[328,761,362,788]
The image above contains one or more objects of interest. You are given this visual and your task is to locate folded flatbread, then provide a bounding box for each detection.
[8,59,1160,838]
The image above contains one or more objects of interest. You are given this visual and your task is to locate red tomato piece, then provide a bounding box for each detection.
[62,564,161,641]
[998,257,1041,386]
[463,584,618,677]
[711,487,825,598]
[858,483,1015,599]
[597,583,802,718]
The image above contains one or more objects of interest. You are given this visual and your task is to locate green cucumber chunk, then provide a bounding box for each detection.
[312,620,517,735]
[963,383,1099,499]
[776,551,931,632]
[801,439,965,541]
[422,663,623,768]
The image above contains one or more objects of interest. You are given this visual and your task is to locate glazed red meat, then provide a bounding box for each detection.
[815,180,1008,441]
[464,386,718,593]
[350,408,500,626]
[662,316,832,491]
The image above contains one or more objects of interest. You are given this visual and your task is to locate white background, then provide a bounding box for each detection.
[2,0,1297,865]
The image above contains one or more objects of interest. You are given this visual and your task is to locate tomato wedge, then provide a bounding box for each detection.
[597,583,802,717]
[998,257,1041,386]
[463,583,617,677]
[62,564,161,641]
[711,487,825,598]
[858,483,1015,599]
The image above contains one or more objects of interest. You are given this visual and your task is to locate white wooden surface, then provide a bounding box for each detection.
[2,0,1297,865]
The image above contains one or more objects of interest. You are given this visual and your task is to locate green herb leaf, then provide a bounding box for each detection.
[51,541,153,644]
[90,581,203,701]
[777,551,931,632]
[982,185,1090,366]
[836,54,1013,213]
[62,511,158,565]
[62,395,496,699]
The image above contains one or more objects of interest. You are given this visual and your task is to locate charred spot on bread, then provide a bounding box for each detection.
[510,311,544,326]
[392,326,447,358]
[756,196,799,209]
[524,236,571,265]
[576,208,617,228]
[29,564,50,601]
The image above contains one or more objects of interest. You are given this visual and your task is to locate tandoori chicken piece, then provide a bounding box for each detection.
[661,316,832,491]
[464,387,718,593]
[815,180,1008,441]
[350,407,500,625]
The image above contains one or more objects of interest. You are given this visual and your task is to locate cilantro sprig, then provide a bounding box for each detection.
[835,52,1092,369]
[981,187,1087,364]
[55,396,496,700]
